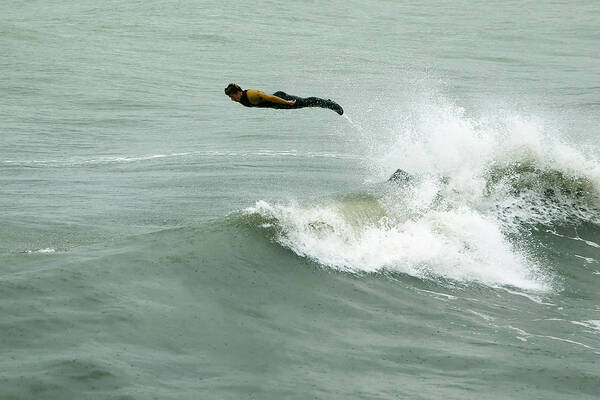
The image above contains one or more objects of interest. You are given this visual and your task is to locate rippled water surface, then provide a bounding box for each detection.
[2,1,599,399]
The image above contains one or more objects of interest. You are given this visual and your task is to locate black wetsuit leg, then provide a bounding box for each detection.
[272,91,343,115]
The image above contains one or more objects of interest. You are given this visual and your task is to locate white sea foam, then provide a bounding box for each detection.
[506,325,595,349]
[574,255,597,264]
[24,248,56,254]
[376,95,600,188]
[245,200,548,290]
[571,320,600,332]
[372,94,600,228]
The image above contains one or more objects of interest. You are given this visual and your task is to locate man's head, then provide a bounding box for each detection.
[225,83,243,102]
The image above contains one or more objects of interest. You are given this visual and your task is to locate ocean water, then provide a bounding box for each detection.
[2,0,600,399]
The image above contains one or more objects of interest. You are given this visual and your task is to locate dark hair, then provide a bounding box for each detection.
[224,83,242,95]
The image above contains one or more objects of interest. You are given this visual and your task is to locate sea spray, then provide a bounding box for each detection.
[343,114,366,134]
[244,95,600,290]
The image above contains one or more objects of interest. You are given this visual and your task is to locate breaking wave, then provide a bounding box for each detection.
[241,94,600,290]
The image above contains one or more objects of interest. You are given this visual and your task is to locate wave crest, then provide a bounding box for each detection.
[243,199,549,291]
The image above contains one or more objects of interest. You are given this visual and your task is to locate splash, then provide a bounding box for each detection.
[244,92,599,290]
[372,93,600,227]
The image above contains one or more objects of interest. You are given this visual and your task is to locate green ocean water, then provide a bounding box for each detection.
[2,1,600,399]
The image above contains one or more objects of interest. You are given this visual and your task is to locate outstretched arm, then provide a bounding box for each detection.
[246,90,296,105]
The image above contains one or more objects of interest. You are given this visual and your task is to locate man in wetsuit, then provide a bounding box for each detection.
[224,83,344,115]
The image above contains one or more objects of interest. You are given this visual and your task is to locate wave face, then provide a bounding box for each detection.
[243,95,600,291]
